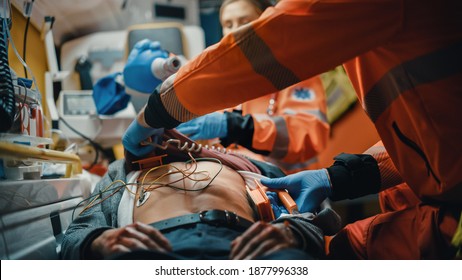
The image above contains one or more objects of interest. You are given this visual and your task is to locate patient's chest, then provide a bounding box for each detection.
[132,161,255,224]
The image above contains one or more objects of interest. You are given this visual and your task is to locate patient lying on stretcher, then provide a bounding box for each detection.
[61,129,341,260]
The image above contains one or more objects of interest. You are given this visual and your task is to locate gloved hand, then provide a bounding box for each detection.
[266,191,289,218]
[123,39,169,95]
[122,120,164,157]
[176,112,227,140]
[261,169,332,213]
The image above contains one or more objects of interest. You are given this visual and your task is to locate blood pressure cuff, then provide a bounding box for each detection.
[326,153,381,201]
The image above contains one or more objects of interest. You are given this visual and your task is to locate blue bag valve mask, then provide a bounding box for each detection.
[123,39,170,95]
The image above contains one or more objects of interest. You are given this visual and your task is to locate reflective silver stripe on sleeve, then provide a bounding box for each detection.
[233,26,300,91]
[160,87,199,122]
[269,116,289,160]
[365,40,462,123]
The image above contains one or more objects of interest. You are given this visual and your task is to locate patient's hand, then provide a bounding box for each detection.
[90,222,172,259]
[230,221,298,260]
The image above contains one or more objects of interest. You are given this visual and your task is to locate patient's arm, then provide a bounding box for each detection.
[90,222,172,259]
[231,208,340,260]
[230,221,298,259]
[61,160,127,259]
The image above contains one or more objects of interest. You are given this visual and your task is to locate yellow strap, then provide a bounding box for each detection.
[452,211,462,259]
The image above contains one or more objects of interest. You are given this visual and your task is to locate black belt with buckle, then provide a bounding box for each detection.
[150,210,253,232]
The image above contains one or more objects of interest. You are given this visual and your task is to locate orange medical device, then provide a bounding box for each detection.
[246,179,275,222]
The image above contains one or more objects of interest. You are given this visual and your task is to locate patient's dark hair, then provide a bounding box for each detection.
[219,0,273,19]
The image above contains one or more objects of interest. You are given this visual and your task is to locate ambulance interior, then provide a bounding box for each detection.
[0,0,380,259]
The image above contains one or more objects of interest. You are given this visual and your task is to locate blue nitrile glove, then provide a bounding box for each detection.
[261,169,332,213]
[122,120,164,157]
[123,39,169,95]
[176,112,227,140]
[266,191,289,218]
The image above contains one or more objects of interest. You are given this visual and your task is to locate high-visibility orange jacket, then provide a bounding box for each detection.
[144,0,462,203]
[220,77,329,174]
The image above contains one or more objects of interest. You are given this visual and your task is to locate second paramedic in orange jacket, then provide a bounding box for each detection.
[124,0,462,259]
[176,0,329,174]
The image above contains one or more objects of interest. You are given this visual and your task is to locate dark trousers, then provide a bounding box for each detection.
[113,223,313,260]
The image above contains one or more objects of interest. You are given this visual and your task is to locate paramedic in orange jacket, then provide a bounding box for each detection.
[123,0,462,259]
[176,0,329,174]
